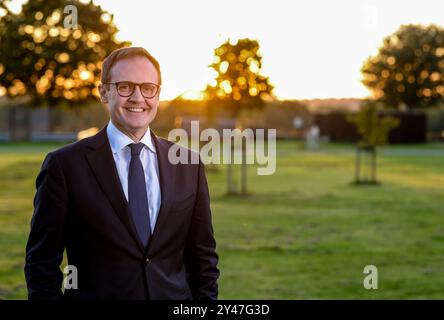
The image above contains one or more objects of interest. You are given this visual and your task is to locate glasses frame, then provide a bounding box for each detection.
[104,81,161,99]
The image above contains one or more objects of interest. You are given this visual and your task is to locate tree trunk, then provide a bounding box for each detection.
[241,143,247,195]
[226,144,237,195]
[8,105,16,141]
[355,147,361,183]
[371,148,377,183]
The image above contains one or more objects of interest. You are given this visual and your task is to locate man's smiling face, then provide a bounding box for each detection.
[99,56,160,141]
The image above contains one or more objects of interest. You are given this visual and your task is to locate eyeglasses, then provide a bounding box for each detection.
[104,81,161,98]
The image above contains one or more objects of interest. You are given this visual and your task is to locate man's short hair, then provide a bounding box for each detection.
[100,47,162,85]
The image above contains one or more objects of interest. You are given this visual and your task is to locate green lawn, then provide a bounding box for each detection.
[0,140,443,299]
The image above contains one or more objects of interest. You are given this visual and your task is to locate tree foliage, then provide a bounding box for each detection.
[347,101,400,150]
[205,38,274,118]
[362,24,444,109]
[0,0,129,107]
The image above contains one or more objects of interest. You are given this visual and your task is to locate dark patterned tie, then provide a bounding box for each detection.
[128,143,151,248]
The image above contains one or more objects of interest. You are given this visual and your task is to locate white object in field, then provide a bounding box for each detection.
[292,117,303,129]
[306,125,320,149]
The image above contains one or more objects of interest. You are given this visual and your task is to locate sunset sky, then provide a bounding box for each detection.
[7,0,444,101]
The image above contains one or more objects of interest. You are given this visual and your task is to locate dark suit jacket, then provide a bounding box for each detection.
[24,125,219,300]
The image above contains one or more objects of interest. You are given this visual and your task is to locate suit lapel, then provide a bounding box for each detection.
[85,126,145,252]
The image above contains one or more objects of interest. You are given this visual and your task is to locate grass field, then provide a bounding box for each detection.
[0,140,443,299]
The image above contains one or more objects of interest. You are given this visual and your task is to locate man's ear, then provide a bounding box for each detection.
[98,84,108,104]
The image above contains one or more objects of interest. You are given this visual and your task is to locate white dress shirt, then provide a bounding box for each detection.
[106,120,161,233]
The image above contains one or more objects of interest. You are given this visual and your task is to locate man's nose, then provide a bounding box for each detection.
[128,85,145,102]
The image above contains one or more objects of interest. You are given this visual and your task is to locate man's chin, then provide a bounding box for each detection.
[127,123,150,132]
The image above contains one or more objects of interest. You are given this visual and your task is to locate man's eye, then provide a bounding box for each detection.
[142,85,154,93]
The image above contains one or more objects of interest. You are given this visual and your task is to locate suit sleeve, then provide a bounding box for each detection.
[24,152,68,300]
[184,159,220,300]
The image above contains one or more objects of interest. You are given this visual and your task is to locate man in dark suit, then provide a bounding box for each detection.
[24,47,219,300]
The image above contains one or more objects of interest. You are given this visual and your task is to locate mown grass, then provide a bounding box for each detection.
[0,140,443,299]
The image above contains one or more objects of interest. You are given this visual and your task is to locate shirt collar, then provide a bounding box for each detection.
[106,120,156,154]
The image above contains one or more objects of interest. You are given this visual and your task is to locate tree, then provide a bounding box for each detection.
[347,101,399,184]
[205,38,274,197]
[0,0,129,107]
[205,38,274,120]
[362,24,444,109]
